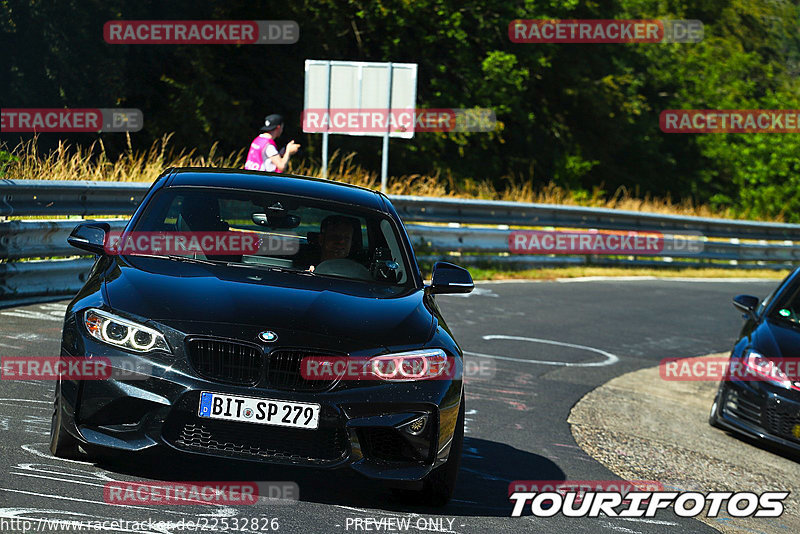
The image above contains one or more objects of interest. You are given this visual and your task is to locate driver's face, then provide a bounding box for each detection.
[182,199,221,230]
[320,222,353,260]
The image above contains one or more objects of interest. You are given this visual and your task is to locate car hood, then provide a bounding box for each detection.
[751,318,800,359]
[103,256,433,350]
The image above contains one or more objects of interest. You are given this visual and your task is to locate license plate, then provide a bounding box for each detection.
[197,391,320,430]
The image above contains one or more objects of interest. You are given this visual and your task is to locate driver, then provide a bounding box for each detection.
[177,197,243,261]
[319,215,356,262]
[179,197,229,232]
[308,215,372,281]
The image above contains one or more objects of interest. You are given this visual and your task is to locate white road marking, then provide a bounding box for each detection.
[465,335,619,367]
[559,276,778,283]
[0,487,135,508]
[9,462,243,520]
[440,287,498,298]
[13,463,117,482]
[557,276,658,283]
[20,415,49,435]
[0,401,49,410]
[3,380,50,388]
[0,486,238,519]
[1,310,63,322]
[618,517,680,526]
[652,277,779,283]
[21,443,96,465]
[4,332,52,341]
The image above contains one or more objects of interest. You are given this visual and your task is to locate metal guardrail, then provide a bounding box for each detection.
[2,178,799,306]
[4,180,800,240]
[392,195,800,241]
[0,258,96,309]
[0,219,128,259]
[0,179,148,216]
[404,224,800,262]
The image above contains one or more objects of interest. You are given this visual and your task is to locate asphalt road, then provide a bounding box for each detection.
[569,353,800,534]
[0,278,781,534]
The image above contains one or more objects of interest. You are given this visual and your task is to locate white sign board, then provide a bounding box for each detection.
[304,60,417,138]
[303,60,418,191]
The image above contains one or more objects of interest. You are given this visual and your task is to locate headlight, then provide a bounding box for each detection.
[743,351,793,389]
[84,309,171,353]
[365,349,450,381]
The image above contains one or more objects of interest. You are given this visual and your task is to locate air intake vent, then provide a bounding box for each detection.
[266,350,340,392]
[186,338,263,385]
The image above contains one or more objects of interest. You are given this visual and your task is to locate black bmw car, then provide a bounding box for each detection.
[709,267,800,455]
[51,168,473,505]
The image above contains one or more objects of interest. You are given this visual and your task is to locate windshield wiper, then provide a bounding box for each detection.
[225,262,314,275]
[127,253,224,266]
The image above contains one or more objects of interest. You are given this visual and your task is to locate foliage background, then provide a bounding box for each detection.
[2,0,800,220]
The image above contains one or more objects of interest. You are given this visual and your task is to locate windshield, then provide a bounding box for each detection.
[126,187,413,287]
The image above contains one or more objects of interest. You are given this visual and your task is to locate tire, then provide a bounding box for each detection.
[417,393,465,507]
[708,388,724,429]
[49,379,83,460]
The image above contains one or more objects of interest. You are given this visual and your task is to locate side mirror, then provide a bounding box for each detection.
[733,294,760,319]
[429,262,474,295]
[68,222,110,255]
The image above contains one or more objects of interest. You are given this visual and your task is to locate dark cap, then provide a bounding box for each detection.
[261,114,283,132]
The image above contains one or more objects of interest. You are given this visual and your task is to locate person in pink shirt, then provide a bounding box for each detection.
[244,114,300,173]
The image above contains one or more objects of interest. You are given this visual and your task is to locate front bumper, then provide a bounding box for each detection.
[58,316,462,483]
[715,379,800,454]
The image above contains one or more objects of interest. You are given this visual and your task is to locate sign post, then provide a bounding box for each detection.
[380,62,393,192]
[321,61,331,178]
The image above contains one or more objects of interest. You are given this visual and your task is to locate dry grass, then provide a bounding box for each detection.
[292,151,732,219]
[2,135,743,220]
[3,135,243,183]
